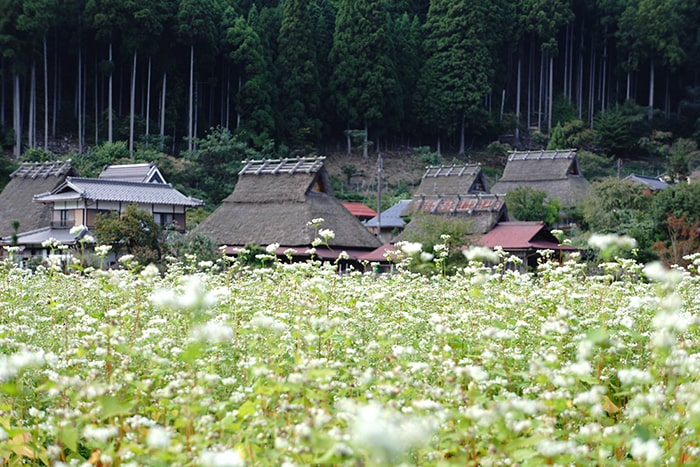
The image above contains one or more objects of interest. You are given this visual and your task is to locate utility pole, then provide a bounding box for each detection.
[376,152,383,243]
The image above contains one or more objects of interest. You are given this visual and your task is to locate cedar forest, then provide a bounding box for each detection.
[1,0,700,264]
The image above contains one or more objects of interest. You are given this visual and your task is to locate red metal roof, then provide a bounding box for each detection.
[356,244,401,262]
[341,202,378,218]
[474,222,575,250]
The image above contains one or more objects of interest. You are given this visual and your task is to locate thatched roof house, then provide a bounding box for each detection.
[400,164,506,237]
[491,149,590,206]
[0,160,78,238]
[197,157,382,252]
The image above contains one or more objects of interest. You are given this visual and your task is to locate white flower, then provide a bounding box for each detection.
[70,225,87,236]
[0,349,46,382]
[462,246,498,263]
[151,275,227,311]
[119,254,135,264]
[81,234,96,244]
[190,321,234,344]
[318,229,335,240]
[83,425,120,443]
[420,252,434,262]
[340,401,436,463]
[95,244,112,256]
[198,448,245,467]
[643,261,682,285]
[265,243,280,254]
[399,242,422,255]
[587,233,637,251]
[618,368,652,385]
[146,425,171,449]
[630,438,662,463]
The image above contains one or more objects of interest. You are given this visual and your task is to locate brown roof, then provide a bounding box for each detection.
[491,149,590,206]
[474,221,575,251]
[0,160,78,237]
[400,194,509,238]
[197,157,381,250]
[342,202,377,219]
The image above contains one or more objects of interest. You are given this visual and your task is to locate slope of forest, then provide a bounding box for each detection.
[1,0,699,160]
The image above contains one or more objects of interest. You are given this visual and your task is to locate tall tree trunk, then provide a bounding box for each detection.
[236,75,242,129]
[108,43,113,142]
[225,72,230,129]
[458,110,465,156]
[29,61,36,149]
[577,27,584,118]
[145,57,151,144]
[193,81,198,151]
[78,50,83,153]
[363,121,368,159]
[547,54,553,132]
[94,62,99,144]
[588,48,595,126]
[52,50,58,137]
[600,27,607,112]
[188,44,194,153]
[537,49,544,131]
[160,72,166,149]
[648,58,654,119]
[515,54,521,144]
[43,38,49,149]
[563,24,569,99]
[13,73,21,157]
[664,70,670,116]
[1,59,5,129]
[129,50,137,156]
[436,134,441,156]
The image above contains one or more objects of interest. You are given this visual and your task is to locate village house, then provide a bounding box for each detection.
[363,199,412,243]
[400,163,508,238]
[196,156,382,264]
[491,149,591,207]
[1,162,202,260]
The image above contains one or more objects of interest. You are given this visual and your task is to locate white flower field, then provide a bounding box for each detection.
[1,245,700,466]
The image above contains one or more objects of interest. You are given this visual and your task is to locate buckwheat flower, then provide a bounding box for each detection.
[420,252,434,262]
[0,349,46,381]
[265,243,280,254]
[342,401,436,463]
[643,261,682,286]
[400,241,422,255]
[198,448,245,467]
[588,233,637,251]
[95,244,112,256]
[338,251,349,260]
[307,217,324,227]
[151,275,226,311]
[140,263,160,280]
[630,438,662,463]
[618,368,652,385]
[146,425,171,449]
[319,228,335,240]
[119,254,135,264]
[190,321,234,344]
[83,425,120,443]
[462,246,498,263]
[81,234,96,244]
[0,426,7,441]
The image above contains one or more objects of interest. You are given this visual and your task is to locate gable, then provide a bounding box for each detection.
[499,149,581,182]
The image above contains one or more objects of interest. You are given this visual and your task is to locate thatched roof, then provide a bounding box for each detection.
[491,149,590,206]
[0,160,78,237]
[197,157,381,249]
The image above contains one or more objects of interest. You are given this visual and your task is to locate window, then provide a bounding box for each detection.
[154,213,174,227]
[54,210,75,227]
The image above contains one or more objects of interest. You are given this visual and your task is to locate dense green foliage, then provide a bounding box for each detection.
[2,0,700,156]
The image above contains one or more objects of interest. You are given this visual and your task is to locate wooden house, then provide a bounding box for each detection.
[364,199,411,243]
[196,157,382,260]
[491,149,590,206]
[401,164,507,237]
[472,221,577,270]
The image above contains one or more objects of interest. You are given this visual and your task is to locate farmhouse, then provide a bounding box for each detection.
[622,174,669,192]
[364,199,412,243]
[473,221,576,270]
[197,157,382,261]
[401,164,507,237]
[1,163,202,259]
[491,149,590,206]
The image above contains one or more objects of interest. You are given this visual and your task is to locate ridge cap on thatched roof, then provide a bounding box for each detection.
[507,149,577,162]
[422,163,482,178]
[238,156,326,176]
[10,160,74,179]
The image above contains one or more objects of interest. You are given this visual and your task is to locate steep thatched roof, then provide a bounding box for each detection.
[197,157,381,249]
[491,149,590,206]
[0,160,78,237]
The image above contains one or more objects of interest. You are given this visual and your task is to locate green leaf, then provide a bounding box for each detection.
[99,395,135,420]
[237,400,258,420]
[60,425,79,452]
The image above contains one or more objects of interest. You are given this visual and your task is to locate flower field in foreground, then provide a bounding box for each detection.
[1,251,700,466]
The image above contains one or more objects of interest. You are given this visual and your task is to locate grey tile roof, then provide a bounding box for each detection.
[622,174,669,191]
[99,162,166,183]
[364,200,411,228]
[34,177,204,207]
